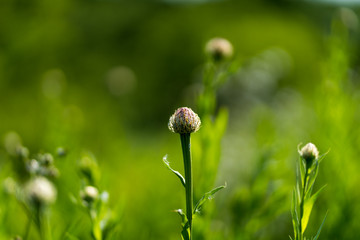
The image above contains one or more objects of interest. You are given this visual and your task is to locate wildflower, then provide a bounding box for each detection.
[81,186,99,204]
[39,153,54,166]
[26,159,40,175]
[168,107,201,134]
[205,37,233,62]
[24,177,57,206]
[16,146,29,159]
[299,142,319,167]
[56,147,67,157]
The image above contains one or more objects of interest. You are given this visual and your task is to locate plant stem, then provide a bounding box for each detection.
[23,215,32,240]
[180,133,193,239]
[299,167,309,240]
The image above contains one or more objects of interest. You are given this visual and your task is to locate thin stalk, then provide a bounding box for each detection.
[180,133,193,239]
[299,167,309,240]
[23,215,32,240]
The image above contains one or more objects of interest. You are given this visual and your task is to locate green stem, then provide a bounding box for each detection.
[299,167,309,240]
[180,133,193,239]
[23,215,32,240]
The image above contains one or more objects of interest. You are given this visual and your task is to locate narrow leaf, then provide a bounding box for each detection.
[305,163,319,199]
[214,108,229,137]
[298,156,306,189]
[317,150,330,164]
[174,209,187,225]
[302,185,327,233]
[64,232,81,240]
[291,189,299,239]
[163,155,186,188]
[181,221,190,240]
[194,183,226,214]
[313,211,328,240]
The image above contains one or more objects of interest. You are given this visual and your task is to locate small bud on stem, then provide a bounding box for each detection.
[168,107,201,134]
[205,37,233,62]
[299,143,319,168]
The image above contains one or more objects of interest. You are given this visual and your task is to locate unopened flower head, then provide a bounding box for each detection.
[205,37,233,61]
[81,185,99,203]
[24,177,57,206]
[299,142,319,167]
[168,107,201,134]
[40,153,54,166]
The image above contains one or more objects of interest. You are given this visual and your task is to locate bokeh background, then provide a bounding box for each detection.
[1,0,360,239]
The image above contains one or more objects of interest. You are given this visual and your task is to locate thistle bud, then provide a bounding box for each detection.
[205,37,233,62]
[81,186,99,204]
[168,107,201,134]
[24,177,57,206]
[299,143,319,167]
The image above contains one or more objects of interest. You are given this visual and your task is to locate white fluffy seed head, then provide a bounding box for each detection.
[299,143,319,166]
[24,177,57,205]
[168,107,201,134]
[205,37,233,62]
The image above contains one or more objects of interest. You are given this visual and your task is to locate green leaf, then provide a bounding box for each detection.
[297,156,306,191]
[163,155,186,188]
[305,162,319,199]
[302,185,327,233]
[174,209,190,240]
[194,183,226,214]
[214,108,229,137]
[174,209,187,225]
[64,232,81,240]
[317,150,330,164]
[313,211,328,240]
[181,222,190,240]
[291,189,300,239]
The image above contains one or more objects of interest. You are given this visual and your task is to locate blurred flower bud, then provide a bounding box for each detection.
[78,154,99,185]
[47,167,60,178]
[15,146,29,159]
[299,143,319,167]
[168,107,201,134]
[26,159,40,175]
[24,177,57,206]
[205,37,233,62]
[56,147,67,157]
[4,131,22,156]
[39,153,54,166]
[3,177,18,195]
[81,186,99,204]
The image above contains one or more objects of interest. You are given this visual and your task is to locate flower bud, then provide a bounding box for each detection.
[26,159,40,174]
[81,186,99,204]
[299,143,319,167]
[56,147,67,157]
[24,177,57,206]
[39,153,54,166]
[205,37,233,62]
[15,146,29,159]
[3,177,17,195]
[168,107,201,134]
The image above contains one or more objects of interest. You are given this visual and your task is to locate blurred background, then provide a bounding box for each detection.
[1,0,360,239]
